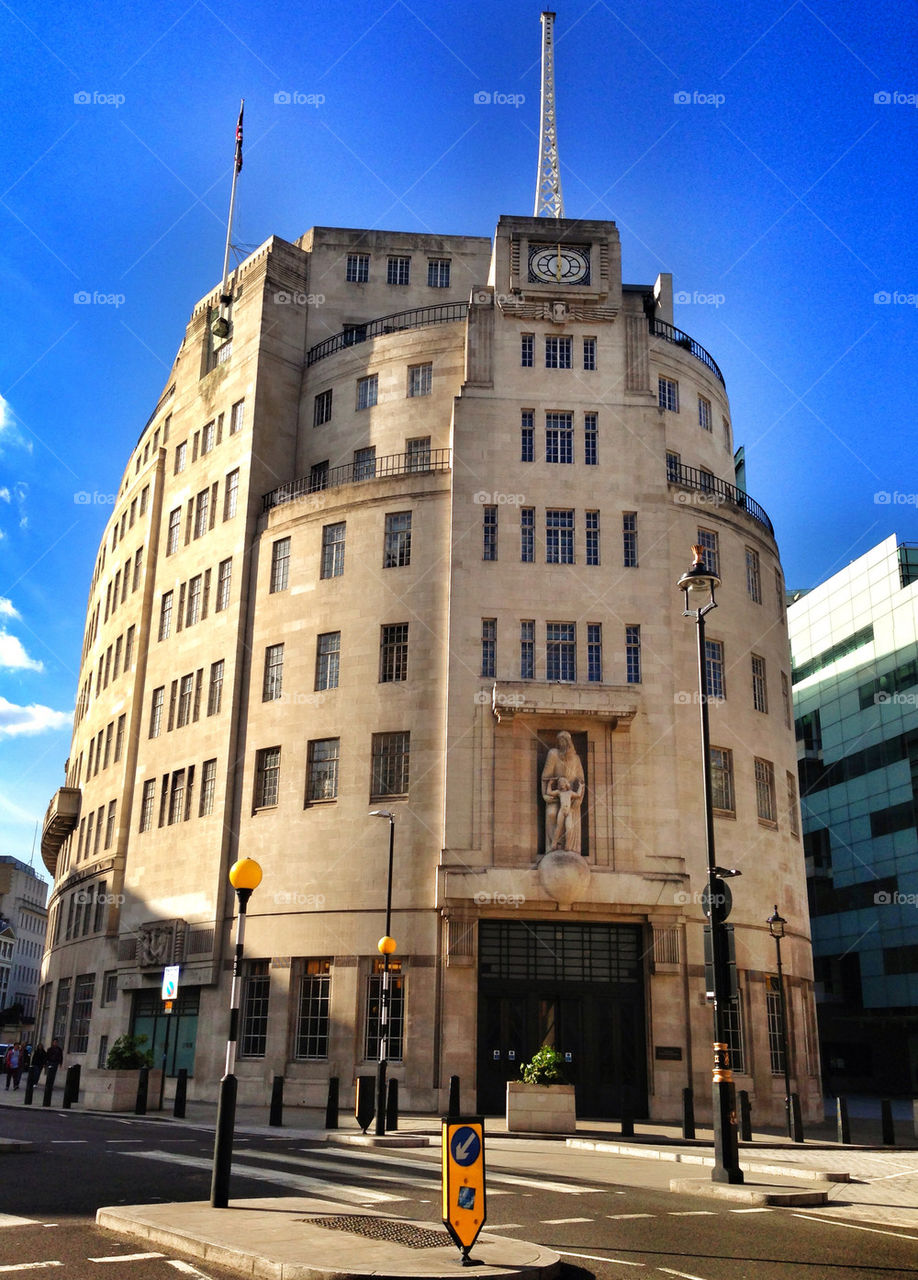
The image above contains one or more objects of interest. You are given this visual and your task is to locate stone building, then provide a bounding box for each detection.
[39,214,819,1122]
[0,855,48,1023]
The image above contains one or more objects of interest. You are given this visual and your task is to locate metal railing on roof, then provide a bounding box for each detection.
[306,302,469,366]
[263,448,451,512]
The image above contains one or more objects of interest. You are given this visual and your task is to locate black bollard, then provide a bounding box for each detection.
[42,1065,57,1107]
[355,1075,375,1133]
[620,1088,634,1138]
[269,1074,284,1127]
[448,1075,461,1118]
[62,1064,80,1109]
[881,1098,895,1145]
[738,1089,752,1142]
[325,1076,339,1129]
[835,1096,850,1144]
[173,1068,187,1119]
[681,1086,695,1140]
[23,1072,35,1106]
[386,1078,399,1131]
[790,1093,805,1143]
[135,1066,149,1115]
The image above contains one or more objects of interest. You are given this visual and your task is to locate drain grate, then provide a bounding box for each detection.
[303,1215,452,1250]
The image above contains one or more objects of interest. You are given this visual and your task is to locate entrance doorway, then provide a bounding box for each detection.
[131,987,199,1076]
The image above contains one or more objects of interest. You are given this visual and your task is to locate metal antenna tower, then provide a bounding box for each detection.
[534,10,565,218]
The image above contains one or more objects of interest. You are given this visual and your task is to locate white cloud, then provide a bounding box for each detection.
[0,631,42,671]
[0,599,18,619]
[0,697,71,738]
[0,488,9,502]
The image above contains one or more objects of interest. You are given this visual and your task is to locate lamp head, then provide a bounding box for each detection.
[229,857,263,892]
[678,544,721,609]
[370,809,394,822]
[767,905,786,939]
[378,934,397,955]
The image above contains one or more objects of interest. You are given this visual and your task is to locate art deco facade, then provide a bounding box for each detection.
[39,215,819,1121]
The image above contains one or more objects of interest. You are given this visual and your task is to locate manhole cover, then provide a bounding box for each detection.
[303,1215,452,1250]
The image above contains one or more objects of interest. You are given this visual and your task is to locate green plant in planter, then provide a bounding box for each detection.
[520,1044,566,1085]
[106,1033,154,1069]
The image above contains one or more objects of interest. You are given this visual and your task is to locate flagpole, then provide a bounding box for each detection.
[221,99,244,300]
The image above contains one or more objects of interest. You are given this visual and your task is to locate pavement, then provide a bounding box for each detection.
[4,1091,918,1278]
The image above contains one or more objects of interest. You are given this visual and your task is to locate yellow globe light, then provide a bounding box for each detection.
[229,857,263,892]
[378,935,397,956]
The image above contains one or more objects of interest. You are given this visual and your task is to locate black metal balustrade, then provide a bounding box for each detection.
[650,318,725,385]
[263,449,452,512]
[306,303,470,366]
[667,462,774,535]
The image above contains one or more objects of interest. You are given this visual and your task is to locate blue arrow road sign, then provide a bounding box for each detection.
[450,1126,481,1166]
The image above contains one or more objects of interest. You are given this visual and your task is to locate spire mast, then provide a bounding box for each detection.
[221,99,244,298]
[534,11,565,218]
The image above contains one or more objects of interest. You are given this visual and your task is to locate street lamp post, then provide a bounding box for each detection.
[767,906,794,1139]
[211,856,262,1208]
[678,545,744,1184]
[370,810,396,1137]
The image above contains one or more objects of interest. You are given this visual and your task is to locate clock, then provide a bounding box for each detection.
[528,243,591,285]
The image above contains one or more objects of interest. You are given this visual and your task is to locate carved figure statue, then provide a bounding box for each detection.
[541,731,586,853]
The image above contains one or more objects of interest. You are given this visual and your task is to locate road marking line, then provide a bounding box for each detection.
[50,1140,87,1143]
[491,1223,522,1230]
[558,1251,644,1267]
[607,1212,654,1219]
[872,1166,918,1181]
[0,1215,41,1228]
[304,1145,601,1195]
[729,1208,770,1213]
[791,1213,918,1241]
[88,1254,165,1263]
[119,1150,396,1203]
[658,1269,710,1280]
[166,1264,212,1276]
[543,1217,593,1224]
[0,1266,63,1273]
[668,1211,714,1216]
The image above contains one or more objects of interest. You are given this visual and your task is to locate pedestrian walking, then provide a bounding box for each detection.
[4,1043,23,1090]
[27,1043,46,1089]
[44,1038,63,1093]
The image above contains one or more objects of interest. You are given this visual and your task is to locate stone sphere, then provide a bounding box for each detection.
[539,849,591,905]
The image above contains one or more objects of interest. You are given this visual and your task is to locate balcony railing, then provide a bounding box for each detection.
[650,318,725,385]
[40,786,81,877]
[306,302,470,367]
[264,448,452,512]
[667,462,774,535]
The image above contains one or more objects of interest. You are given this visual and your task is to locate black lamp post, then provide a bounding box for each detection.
[767,906,794,1139]
[211,856,262,1208]
[370,810,396,1136]
[678,545,744,1184]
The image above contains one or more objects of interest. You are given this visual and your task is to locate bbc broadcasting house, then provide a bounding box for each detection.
[38,212,820,1124]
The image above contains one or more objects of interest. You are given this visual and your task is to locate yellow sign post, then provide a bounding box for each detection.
[441,1116,486,1264]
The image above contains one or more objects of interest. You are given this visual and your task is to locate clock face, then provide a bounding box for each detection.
[528,243,591,285]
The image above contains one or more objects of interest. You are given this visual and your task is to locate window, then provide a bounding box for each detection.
[387,255,410,285]
[52,978,71,1043]
[364,957,404,1062]
[345,253,369,283]
[546,509,574,564]
[587,623,602,683]
[140,485,149,515]
[666,450,681,482]
[711,747,734,814]
[658,376,679,411]
[698,396,712,431]
[254,747,281,809]
[202,420,215,454]
[755,758,777,824]
[207,660,224,716]
[752,654,768,713]
[168,769,186,824]
[216,558,232,611]
[295,959,331,1058]
[521,409,534,461]
[722,999,745,1074]
[545,411,573,463]
[586,511,600,566]
[520,620,534,680]
[700,467,714,492]
[139,780,155,832]
[149,686,164,738]
[746,547,762,603]
[343,323,367,346]
[240,960,270,1057]
[356,374,378,410]
[158,591,173,641]
[622,512,637,567]
[371,731,410,799]
[224,469,239,520]
[313,389,333,427]
[625,624,641,684]
[583,337,596,370]
[102,971,118,1006]
[177,674,194,728]
[408,364,432,397]
[697,528,719,576]
[383,512,411,567]
[200,759,216,817]
[114,714,125,762]
[174,441,186,474]
[406,437,431,471]
[132,548,143,591]
[310,461,328,492]
[547,623,576,682]
[481,618,496,679]
[705,638,725,699]
[427,258,450,288]
[315,632,340,691]
[230,399,244,434]
[104,801,116,849]
[270,537,291,592]
[722,415,731,450]
[167,508,181,555]
[380,623,409,683]
[263,643,284,701]
[545,336,572,368]
[521,507,534,563]
[321,523,345,579]
[186,574,202,627]
[766,980,786,1073]
[521,334,534,367]
[306,740,339,802]
[584,412,597,465]
[124,626,135,670]
[775,566,785,618]
[787,770,800,837]
[782,671,792,730]
[193,489,209,539]
[482,505,497,561]
[354,446,376,480]
[68,974,94,1054]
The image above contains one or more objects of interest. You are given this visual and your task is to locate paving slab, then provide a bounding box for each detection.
[96,1197,561,1279]
[567,1137,847,1182]
[0,1137,33,1154]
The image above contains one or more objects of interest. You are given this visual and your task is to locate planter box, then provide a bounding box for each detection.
[80,1067,163,1112]
[506,1080,576,1133]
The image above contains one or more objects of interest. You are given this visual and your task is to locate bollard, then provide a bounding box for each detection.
[681,1086,695,1140]
[135,1065,149,1116]
[738,1089,752,1142]
[620,1088,634,1138]
[42,1065,58,1107]
[355,1075,375,1133]
[790,1093,804,1143]
[836,1095,850,1144]
[448,1075,461,1118]
[386,1078,399,1131]
[881,1098,895,1145]
[62,1064,80,1109]
[173,1068,187,1119]
[325,1076,339,1129]
[23,1073,35,1106]
[269,1075,284,1127]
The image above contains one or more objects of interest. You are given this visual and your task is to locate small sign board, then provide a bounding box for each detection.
[655,1045,683,1061]
[161,965,180,1001]
[442,1116,486,1260]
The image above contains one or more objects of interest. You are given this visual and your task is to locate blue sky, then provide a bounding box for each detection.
[1,0,916,872]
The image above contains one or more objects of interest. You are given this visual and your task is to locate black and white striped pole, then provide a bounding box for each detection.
[211,856,262,1208]
[370,810,396,1136]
